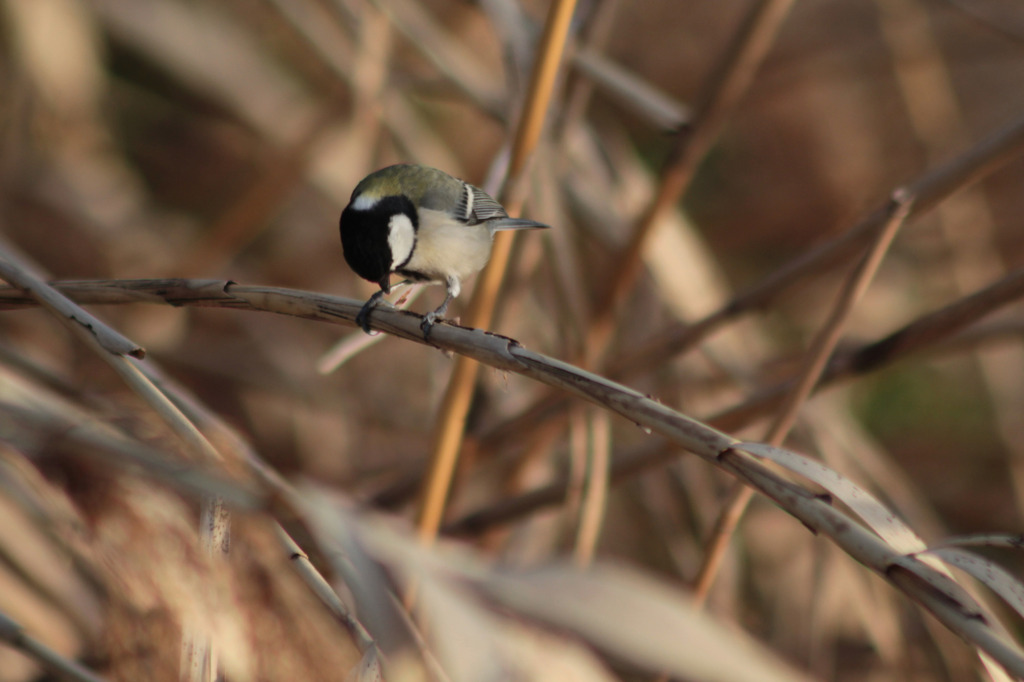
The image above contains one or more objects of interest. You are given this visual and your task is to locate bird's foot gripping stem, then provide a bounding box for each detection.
[356,290,388,335]
[420,291,453,338]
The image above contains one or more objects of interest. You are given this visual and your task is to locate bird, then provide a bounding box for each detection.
[339,163,549,335]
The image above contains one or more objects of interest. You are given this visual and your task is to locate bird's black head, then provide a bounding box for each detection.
[339,194,418,294]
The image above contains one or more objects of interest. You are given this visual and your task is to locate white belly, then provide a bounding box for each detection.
[401,208,493,283]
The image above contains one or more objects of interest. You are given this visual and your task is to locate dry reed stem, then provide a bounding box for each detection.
[711,264,1024,432]
[613,109,1024,377]
[568,48,690,132]
[0,609,109,682]
[414,0,578,550]
[585,0,795,364]
[473,106,1024,472]
[878,0,1024,532]
[373,0,505,117]
[18,2,1024,675]
[440,0,797,559]
[0,249,232,681]
[442,259,1024,537]
[277,528,375,652]
[0,253,142,358]
[446,446,677,537]
[692,192,914,605]
[559,0,625,133]
[0,400,259,509]
[126,359,380,654]
[4,279,1024,676]
[0,255,221,471]
[5,270,1024,483]
[557,0,624,573]
[570,409,611,567]
[458,0,796,486]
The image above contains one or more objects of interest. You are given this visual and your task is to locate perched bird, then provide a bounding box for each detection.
[339,164,549,335]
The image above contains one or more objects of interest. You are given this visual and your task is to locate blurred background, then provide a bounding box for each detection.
[2,0,1024,680]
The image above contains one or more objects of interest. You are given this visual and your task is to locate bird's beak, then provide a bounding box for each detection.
[378,275,392,295]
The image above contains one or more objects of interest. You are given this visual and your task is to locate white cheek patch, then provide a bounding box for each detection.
[388,213,416,269]
[351,193,380,211]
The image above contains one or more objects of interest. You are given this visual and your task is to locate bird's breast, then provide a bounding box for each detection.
[401,208,493,283]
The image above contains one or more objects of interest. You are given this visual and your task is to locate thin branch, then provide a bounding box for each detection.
[128,360,378,654]
[560,0,626,133]
[371,0,506,117]
[414,0,579,551]
[569,48,689,132]
[585,0,796,364]
[0,401,261,508]
[692,191,914,604]
[5,273,1023,426]
[0,251,143,358]
[571,409,611,567]
[712,263,1024,432]
[3,279,1024,673]
[0,609,110,682]
[469,106,1024,470]
[0,250,232,682]
[447,259,1024,535]
[451,0,797,487]
[612,108,1024,377]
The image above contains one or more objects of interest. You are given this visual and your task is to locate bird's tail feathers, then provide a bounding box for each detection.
[487,217,551,231]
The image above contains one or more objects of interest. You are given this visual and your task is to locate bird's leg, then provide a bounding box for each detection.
[355,289,387,335]
[420,276,460,336]
[420,292,451,337]
[355,280,417,334]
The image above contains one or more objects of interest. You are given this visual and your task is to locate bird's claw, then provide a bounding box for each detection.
[356,293,393,335]
[355,307,377,335]
[420,312,439,337]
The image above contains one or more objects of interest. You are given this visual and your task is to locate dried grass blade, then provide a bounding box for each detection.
[372,0,505,116]
[414,0,579,554]
[922,547,1024,625]
[476,563,815,682]
[615,110,1024,376]
[571,49,690,131]
[0,608,109,682]
[571,409,611,566]
[0,252,142,357]
[587,0,796,359]
[5,279,1024,674]
[733,442,926,554]
[693,192,913,602]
